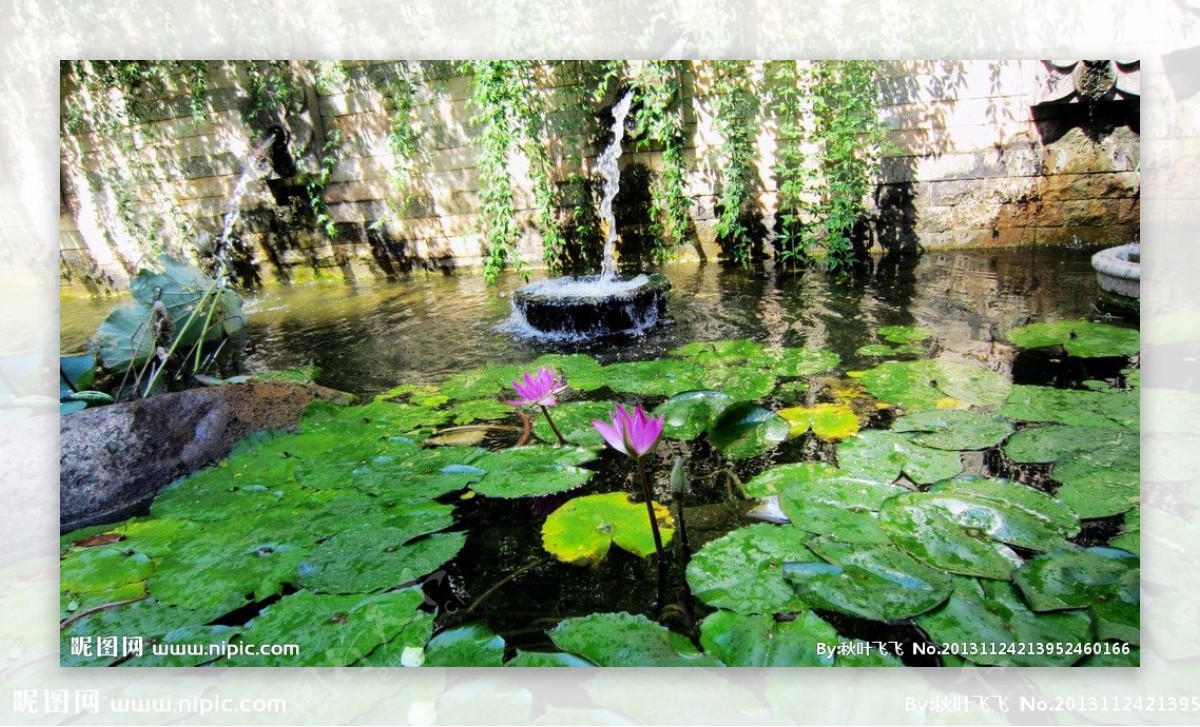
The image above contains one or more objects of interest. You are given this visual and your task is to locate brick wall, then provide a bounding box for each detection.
[59,60,1139,296]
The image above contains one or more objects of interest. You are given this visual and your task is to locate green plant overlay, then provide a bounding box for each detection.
[61,332,1140,667]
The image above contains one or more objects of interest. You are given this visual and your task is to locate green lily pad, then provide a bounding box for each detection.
[297,527,466,594]
[879,494,1023,579]
[671,338,766,365]
[550,612,721,667]
[240,589,430,666]
[891,410,1014,450]
[699,609,839,666]
[785,538,953,621]
[922,476,1080,550]
[654,390,737,441]
[857,359,1009,410]
[445,398,513,425]
[777,403,860,441]
[685,523,817,615]
[1110,510,1140,553]
[530,353,607,392]
[469,445,597,498]
[706,403,790,459]
[775,470,906,544]
[671,340,838,380]
[1054,460,1139,519]
[1013,547,1139,613]
[423,622,506,667]
[61,598,228,666]
[532,400,618,447]
[61,546,154,594]
[916,577,1093,666]
[541,492,675,565]
[702,366,777,400]
[377,383,450,407]
[600,359,707,397]
[836,430,963,484]
[440,363,527,402]
[506,650,594,667]
[761,347,841,378]
[879,325,932,344]
[856,343,901,357]
[1004,425,1138,466]
[1007,320,1140,358]
[1000,385,1137,430]
[933,360,1012,406]
[741,462,844,498]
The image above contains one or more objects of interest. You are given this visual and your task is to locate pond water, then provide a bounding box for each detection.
[63,246,1103,395]
[59,246,1140,667]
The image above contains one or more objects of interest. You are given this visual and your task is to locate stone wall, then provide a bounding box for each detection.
[59,60,1139,296]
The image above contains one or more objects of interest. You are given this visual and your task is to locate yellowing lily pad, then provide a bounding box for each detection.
[777,403,860,441]
[541,492,675,565]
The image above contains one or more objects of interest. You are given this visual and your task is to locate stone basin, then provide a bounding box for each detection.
[511,273,671,339]
[1092,243,1140,300]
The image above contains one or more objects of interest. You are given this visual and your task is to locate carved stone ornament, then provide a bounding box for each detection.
[1036,60,1140,105]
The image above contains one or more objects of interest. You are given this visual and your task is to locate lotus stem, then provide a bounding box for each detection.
[637,456,667,607]
[539,404,568,445]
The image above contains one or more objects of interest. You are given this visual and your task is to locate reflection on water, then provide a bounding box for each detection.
[60,247,1102,395]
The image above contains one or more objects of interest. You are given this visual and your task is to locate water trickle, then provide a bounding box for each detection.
[216,134,277,254]
[598,91,635,281]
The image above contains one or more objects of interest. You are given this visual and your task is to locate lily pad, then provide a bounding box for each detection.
[706,404,790,459]
[423,622,506,667]
[702,366,777,401]
[879,494,1024,579]
[916,577,1093,666]
[891,410,1014,451]
[531,400,616,447]
[775,470,906,545]
[61,598,227,666]
[297,527,467,594]
[654,390,736,441]
[1053,460,1140,519]
[933,360,1011,406]
[685,523,817,615]
[761,347,841,378]
[440,363,526,402]
[922,475,1081,550]
[836,430,963,484]
[240,589,430,666]
[785,538,953,621]
[1004,425,1138,466]
[671,338,765,365]
[506,650,594,667]
[541,492,675,565]
[1000,385,1137,430]
[741,462,843,498]
[530,353,607,392]
[468,445,597,498]
[61,546,154,594]
[550,612,720,667]
[1007,320,1140,358]
[446,398,513,425]
[1013,547,1139,613]
[857,359,1009,410]
[856,343,901,357]
[777,403,860,441]
[1110,510,1140,554]
[699,609,839,666]
[600,359,707,397]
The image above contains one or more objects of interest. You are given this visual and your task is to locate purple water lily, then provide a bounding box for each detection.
[507,368,568,445]
[592,404,664,459]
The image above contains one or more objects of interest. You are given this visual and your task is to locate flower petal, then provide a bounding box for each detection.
[592,418,627,455]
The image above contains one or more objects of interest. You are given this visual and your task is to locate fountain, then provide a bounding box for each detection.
[1091,242,1139,313]
[510,91,671,339]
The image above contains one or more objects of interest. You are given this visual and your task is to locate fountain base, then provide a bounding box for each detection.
[511,273,671,339]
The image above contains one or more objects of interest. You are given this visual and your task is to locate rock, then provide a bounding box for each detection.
[60,381,352,531]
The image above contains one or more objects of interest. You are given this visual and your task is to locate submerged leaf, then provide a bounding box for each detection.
[541,492,675,565]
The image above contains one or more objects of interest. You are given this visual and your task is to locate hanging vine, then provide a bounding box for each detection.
[463,60,565,283]
[766,60,820,266]
[709,61,760,267]
[630,60,692,264]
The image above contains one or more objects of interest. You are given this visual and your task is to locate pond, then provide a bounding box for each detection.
[59,247,1141,667]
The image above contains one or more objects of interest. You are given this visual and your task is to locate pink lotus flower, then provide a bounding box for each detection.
[507,368,567,408]
[592,404,664,459]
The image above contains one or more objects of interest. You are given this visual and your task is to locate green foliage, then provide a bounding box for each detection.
[550,612,721,666]
[709,61,760,267]
[541,492,675,565]
[686,523,817,615]
[463,61,565,282]
[1007,320,1140,358]
[630,61,693,263]
[297,130,342,239]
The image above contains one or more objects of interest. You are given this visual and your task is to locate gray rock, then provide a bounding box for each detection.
[60,381,351,531]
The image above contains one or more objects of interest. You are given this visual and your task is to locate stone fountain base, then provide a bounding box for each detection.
[511,273,671,339]
[1092,243,1140,313]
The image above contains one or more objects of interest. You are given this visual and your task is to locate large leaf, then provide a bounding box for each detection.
[1053,459,1140,519]
[61,598,227,666]
[600,359,707,397]
[836,430,963,484]
[1013,547,1139,614]
[670,340,838,380]
[741,462,843,498]
[1004,425,1138,466]
[706,403,790,459]
[61,546,153,595]
[879,494,1024,579]
[297,528,466,594]
[784,538,953,621]
[685,523,817,615]
[1007,320,1140,358]
[440,363,527,402]
[923,476,1080,548]
[671,338,765,366]
[777,403,860,441]
[933,360,1011,406]
[550,612,720,667]
[774,469,905,544]
[654,390,736,441]
[530,353,607,392]
[468,445,597,498]
[878,325,932,344]
[60,349,96,398]
[761,347,841,378]
[856,359,1009,410]
[916,577,1093,666]
[240,589,430,666]
[531,400,616,448]
[423,622,506,667]
[891,410,1014,450]
[1000,385,1137,430]
[541,492,675,565]
[699,610,839,666]
[95,304,158,370]
[702,366,777,400]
